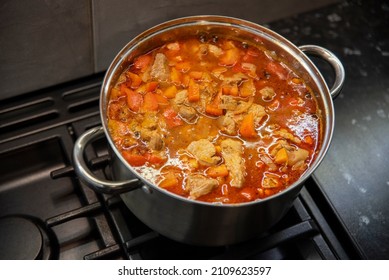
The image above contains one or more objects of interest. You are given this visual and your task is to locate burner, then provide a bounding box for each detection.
[0,216,59,260]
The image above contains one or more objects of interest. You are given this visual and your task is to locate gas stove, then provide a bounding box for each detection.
[0,74,360,260]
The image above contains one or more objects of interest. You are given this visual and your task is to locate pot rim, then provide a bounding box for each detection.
[100,15,335,208]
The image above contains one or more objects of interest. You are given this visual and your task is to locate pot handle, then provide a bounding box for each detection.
[299,45,345,99]
[73,126,141,194]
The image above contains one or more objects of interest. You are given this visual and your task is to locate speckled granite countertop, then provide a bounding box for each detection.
[267,0,389,259]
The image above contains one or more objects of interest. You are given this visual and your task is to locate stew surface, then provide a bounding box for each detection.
[107,35,321,204]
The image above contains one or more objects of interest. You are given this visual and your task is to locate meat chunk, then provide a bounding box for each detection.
[259,154,277,171]
[174,89,188,105]
[187,139,220,166]
[288,147,309,169]
[178,105,198,123]
[148,132,164,150]
[218,112,237,135]
[185,174,219,199]
[138,113,165,151]
[248,103,266,125]
[219,95,238,110]
[221,139,245,188]
[262,174,281,188]
[150,53,170,82]
[271,140,309,170]
[273,128,301,144]
[259,86,276,100]
[140,129,164,150]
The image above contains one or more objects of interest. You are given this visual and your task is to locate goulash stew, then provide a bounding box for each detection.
[107,36,321,204]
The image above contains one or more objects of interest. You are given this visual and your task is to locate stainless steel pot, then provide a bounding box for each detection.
[73,16,345,246]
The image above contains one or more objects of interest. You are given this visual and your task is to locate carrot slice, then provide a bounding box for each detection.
[133,54,152,72]
[239,113,257,138]
[188,79,200,102]
[205,89,223,116]
[170,67,182,86]
[206,165,229,178]
[126,72,142,89]
[122,151,146,166]
[274,148,288,164]
[159,173,179,189]
[205,104,223,116]
[145,81,159,92]
[122,85,143,112]
[163,85,178,99]
[304,135,314,145]
[163,107,183,128]
[155,94,170,106]
[142,92,159,111]
[189,71,203,80]
[175,61,191,72]
[145,153,166,165]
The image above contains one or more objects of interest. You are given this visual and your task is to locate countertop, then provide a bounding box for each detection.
[267,0,389,259]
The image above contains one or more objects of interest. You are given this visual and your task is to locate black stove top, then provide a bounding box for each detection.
[0,74,358,260]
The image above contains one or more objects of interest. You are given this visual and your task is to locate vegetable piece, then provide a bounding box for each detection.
[175,61,191,72]
[206,164,229,178]
[222,84,239,96]
[274,148,288,164]
[159,173,179,189]
[110,87,125,99]
[133,54,152,72]
[163,85,178,99]
[145,153,166,165]
[219,48,240,66]
[170,67,182,85]
[163,107,183,128]
[126,72,142,89]
[292,77,303,84]
[155,94,170,106]
[304,135,314,145]
[122,85,143,112]
[189,71,203,80]
[142,92,159,111]
[239,113,257,138]
[181,74,190,87]
[205,104,223,116]
[205,89,223,116]
[122,151,147,166]
[188,79,200,102]
[145,81,159,92]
